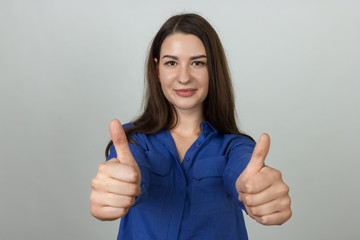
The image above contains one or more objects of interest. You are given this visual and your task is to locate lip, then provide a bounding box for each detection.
[174,88,197,97]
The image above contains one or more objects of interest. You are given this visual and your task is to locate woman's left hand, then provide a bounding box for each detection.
[236,134,292,225]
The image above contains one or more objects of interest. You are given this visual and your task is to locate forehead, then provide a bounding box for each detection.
[160,33,206,57]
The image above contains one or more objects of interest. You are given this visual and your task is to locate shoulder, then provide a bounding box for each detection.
[220,133,256,156]
[218,132,255,146]
[202,121,255,153]
[122,122,134,130]
[228,133,255,145]
[204,121,255,146]
[123,122,160,152]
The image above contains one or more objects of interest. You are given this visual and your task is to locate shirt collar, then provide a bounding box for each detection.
[201,121,217,134]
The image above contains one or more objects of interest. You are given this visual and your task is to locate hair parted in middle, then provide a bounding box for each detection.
[106,13,252,157]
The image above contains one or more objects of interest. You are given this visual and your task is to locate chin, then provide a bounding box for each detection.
[174,104,202,112]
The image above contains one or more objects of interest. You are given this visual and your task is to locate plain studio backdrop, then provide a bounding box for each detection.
[0,1,359,239]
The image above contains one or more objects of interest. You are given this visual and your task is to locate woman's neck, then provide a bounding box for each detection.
[170,108,204,137]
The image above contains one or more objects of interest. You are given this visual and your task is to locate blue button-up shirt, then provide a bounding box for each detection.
[107,121,256,240]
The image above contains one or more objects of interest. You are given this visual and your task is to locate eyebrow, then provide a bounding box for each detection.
[161,55,207,60]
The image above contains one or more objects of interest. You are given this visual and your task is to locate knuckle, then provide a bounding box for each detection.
[277,210,293,226]
[243,194,252,206]
[122,197,129,207]
[286,193,291,202]
[283,196,292,209]
[116,195,135,208]
[247,210,255,219]
[126,197,135,207]
[278,184,290,197]
[251,206,259,216]
[97,162,107,173]
[258,216,268,225]
[119,208,128,218]
[247,207,253,216]
[288,196,292,207]
[129,184,139,196]
[283,183,290,193]
[272,169,282,179]
[90,206,100,218]
[91,178,100,190]
[128,169,140,182]
[89,192,96,203]
[287,209,293,220]
[89,191,101,205]
[279,210,292,225]
[244,181,253,193]
[135,184,141,196]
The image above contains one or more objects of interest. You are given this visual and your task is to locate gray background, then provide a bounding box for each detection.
[1,0,359,239]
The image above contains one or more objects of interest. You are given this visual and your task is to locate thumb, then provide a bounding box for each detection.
[109,119,136,166]
[237,133,270,194]
[244,133,270,177]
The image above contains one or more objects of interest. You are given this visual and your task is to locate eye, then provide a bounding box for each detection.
[192,61,206,66]
[165,61,177,66]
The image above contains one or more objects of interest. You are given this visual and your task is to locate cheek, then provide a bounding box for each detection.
[198,71,209,89]
[202,75,210,98]
[159,78,171,92]
[160,70,176,79]
[158,76,173,98]
[159,72,176,88]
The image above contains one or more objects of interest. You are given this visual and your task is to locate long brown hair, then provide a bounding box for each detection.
[106,13,253,158]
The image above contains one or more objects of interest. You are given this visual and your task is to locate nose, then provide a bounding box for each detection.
[178,64,191,84]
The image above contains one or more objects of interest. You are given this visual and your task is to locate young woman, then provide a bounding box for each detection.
[90,13,291,239]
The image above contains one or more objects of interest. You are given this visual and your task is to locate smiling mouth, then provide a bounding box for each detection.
[175,88,197,97]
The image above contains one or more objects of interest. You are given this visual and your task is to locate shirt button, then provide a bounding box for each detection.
[185,157,190,161]
[195,143,200,148]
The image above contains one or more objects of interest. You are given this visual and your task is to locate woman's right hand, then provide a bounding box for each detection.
[90,119,141,221]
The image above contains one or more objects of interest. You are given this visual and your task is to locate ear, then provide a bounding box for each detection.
[154,58,159,77]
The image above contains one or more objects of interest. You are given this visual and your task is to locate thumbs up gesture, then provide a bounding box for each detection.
[236,134,292,225]
[90,119,141,221]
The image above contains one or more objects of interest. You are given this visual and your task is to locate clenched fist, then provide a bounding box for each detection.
[236,134,292,225]
[90,119,141,221]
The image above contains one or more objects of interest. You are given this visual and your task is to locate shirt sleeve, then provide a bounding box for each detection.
[106,141,150,206]
[223,136,256,211]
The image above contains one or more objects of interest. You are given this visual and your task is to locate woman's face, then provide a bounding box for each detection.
[155,33,209,115]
